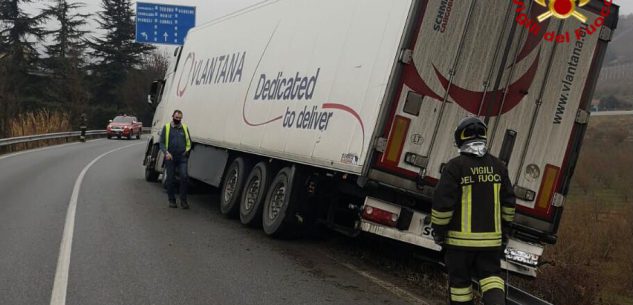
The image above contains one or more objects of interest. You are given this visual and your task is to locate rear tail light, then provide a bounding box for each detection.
[534,164,560,215]
[362,206,399,227]
[382,115,410,166]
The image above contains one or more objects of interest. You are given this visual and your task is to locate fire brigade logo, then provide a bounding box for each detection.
[535,0,590,23]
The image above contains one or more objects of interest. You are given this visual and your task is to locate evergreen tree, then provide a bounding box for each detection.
[0,0,46,136]
[43,0,88,61]
[89,0,154,113]
[42,0,90,125]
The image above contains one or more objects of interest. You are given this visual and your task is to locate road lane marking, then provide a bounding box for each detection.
[49,142,142,305]
[329,256,432,305]
[0,139,105,161]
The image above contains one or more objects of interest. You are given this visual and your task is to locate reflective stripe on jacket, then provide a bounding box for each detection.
[432,153,516,250]
[163,123,191,153]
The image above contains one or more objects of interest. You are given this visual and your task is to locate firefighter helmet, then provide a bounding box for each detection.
[454,117,487,148]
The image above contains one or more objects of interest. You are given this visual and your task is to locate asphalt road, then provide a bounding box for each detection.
[0,139,435,305]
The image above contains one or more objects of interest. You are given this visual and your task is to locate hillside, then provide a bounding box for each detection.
[595,14,633,104]
[604,14,633,66]
[514,114,633,305]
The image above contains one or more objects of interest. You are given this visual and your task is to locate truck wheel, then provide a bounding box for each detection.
[239,162,273,227]
[144,149,160,182]
[220,157,252,217]
[136,130,141,139]
[262,167,298,237]
[107,135,112,139]
[127,133,132,140]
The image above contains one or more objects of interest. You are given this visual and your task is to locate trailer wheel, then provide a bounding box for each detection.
[144,146,160,182]
[262,166,299,237]
[239,162,273,227]
[220,157,252,217]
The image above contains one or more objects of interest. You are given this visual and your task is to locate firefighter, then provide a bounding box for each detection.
[79,113,87,143]
[159,110,192,209]
[432,117,516,305]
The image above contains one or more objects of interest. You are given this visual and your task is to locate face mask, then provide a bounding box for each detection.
[459,140,487,157]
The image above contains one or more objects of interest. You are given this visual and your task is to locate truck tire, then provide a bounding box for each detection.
[220,157,252,217]
[144,146,160,182]
[239,162,273,227]
[262,166,298,237]
[127,132,132,140]
[136,130,141,139]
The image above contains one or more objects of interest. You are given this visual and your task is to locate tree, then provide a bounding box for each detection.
[0,0,46,137]
[42,0,90,126]
[88,0,154,114]
[121,51,169,124]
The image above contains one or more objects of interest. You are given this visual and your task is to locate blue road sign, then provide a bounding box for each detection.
[135,2,196,45]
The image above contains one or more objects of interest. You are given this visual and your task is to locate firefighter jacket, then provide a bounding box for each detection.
[432,153,516,250]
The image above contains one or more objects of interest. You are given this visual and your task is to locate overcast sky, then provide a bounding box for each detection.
[25,0,633,53]
[29,0,633,26]
[71,0,632,24]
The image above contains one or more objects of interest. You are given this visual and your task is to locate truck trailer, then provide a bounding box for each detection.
[143,0,619,277]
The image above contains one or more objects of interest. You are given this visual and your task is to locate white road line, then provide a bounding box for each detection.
[331,257,432,305]
[49,142,142,305]
[0,139,105,161]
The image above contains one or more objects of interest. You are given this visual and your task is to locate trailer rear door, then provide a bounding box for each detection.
[371,0,617,241]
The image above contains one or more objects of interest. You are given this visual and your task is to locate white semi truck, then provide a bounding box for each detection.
[143,0,619,277]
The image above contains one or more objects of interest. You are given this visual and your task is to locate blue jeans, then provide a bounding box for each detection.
[165,154,188,203]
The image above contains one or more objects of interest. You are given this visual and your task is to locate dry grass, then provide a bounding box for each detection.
[8,110,71,137]
[513,115,633,305]
[321,115,633,305]
[1,111,72,153]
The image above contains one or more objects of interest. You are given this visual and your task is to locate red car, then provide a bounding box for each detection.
[107,115,142,139]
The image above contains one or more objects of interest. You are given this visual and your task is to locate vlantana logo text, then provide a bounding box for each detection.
[513,0,614,43]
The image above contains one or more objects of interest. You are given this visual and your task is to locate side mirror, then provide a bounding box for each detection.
[109,119,113,123]
[148,80,165,107]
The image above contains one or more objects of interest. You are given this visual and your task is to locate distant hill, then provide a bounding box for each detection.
[595,14,633,106]
[604,14,633,67]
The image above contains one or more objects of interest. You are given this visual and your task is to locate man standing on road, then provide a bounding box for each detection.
[431,117,515,305]
[159,110,192,209]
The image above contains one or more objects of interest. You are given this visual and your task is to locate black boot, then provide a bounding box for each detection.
[180,200,190,209]
[169,200,177,208]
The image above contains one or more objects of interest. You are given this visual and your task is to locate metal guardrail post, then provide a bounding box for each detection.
[80,113,88,143]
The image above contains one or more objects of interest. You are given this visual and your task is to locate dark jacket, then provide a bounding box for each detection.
[432,153,516,250]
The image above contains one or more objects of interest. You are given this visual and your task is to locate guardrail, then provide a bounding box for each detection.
[468,278,553,305]
[506,284,553,305]
[435,260,553,305]
[0,130,107,148]
[591,110,633,117]
[0,127,151,148]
